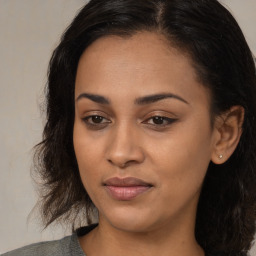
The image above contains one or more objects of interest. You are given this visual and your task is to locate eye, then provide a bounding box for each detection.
[144,116,177,126]
[82,115,111,128]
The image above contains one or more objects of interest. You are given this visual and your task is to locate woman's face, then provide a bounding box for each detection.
[73,32,218,233]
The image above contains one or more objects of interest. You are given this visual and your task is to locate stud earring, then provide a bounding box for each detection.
[218,154,223,159]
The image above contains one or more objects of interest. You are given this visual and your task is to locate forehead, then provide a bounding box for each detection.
[75,31,210,107]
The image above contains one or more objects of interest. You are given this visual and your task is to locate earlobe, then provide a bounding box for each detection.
[211,106,244,164]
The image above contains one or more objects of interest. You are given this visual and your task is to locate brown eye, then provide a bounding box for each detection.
[152,116,165,125]
[145,116,177,126]
[91,115,104,123]
[82,115,111,127]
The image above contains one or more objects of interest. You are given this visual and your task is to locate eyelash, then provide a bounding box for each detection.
[143,116,177,127]
[82,115,177,129]
[82,115,111,129]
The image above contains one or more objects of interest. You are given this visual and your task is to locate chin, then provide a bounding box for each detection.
[99,206,166,234]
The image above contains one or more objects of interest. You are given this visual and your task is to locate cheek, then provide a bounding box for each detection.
[73,121,102,187]
[149,119,213,196]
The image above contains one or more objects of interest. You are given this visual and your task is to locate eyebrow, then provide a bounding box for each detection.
[135,93,189,105]
[76,92,188,105]
[76,93,110,104]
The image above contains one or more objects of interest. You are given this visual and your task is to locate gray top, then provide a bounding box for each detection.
[0,225,97,256]
[1,224,222,256]
[1,235,85,256]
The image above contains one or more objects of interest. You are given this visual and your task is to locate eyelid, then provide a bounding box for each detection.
[83,115,111,123]
[80,109,110,119]
[141,111,178,128]
[142,111,177,120]
[143,116,177,125]
[81,111,112,129]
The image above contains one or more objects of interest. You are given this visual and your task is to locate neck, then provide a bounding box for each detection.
[79,214,204,256]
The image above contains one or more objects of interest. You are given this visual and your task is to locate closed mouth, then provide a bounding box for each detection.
[103,177,153,200]
[103,176,153,187]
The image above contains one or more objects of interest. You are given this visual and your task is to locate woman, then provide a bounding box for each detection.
[3,0,256,255]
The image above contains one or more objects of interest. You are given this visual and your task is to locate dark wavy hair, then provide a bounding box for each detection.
[34,0,256,255]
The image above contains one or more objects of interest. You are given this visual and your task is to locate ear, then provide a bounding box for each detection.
[211,105,244,164]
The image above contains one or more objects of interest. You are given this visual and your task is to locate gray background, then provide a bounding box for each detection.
[0,0,255,254]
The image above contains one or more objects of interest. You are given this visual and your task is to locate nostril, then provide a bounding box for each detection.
[107,158,126,168]
[107,159,137,168]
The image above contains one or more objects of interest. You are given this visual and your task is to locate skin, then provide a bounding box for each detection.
[73,31,243,256]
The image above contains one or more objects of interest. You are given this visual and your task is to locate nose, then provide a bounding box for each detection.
[106,124,145,168]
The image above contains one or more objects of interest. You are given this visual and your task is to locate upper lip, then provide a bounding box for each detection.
[103,177,153,187]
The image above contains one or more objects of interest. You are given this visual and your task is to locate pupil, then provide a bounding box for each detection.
[92,116,103,123]
[153,116,164,124]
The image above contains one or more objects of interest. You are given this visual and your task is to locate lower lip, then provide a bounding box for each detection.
[105,185,152,201]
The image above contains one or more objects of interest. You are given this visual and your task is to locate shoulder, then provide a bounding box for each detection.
[1,234,82,256]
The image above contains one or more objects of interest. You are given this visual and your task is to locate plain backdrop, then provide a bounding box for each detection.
[0,0,255,254]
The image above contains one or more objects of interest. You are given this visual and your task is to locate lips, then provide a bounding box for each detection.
[103,177,153,201]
